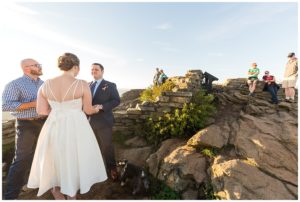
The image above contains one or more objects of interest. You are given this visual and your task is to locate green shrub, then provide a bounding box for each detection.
[201,147,218,158]
[201,182,219,200]
[153,186,181,200]
[139,80,175,102]
[149,177,180,199]
[139,90,216,146]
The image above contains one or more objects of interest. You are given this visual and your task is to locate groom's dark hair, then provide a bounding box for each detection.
[92,63,104,71]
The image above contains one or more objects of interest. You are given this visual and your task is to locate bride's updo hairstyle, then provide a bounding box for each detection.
[58,52,80,71]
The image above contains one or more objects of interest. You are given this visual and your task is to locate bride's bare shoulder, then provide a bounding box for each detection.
[45,76,62,83]
[77,79,90,87]
[77,79,87,83]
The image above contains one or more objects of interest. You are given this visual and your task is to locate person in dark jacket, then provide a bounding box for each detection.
[88,63,120,181]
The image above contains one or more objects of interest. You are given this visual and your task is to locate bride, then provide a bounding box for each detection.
[27,52,107,200]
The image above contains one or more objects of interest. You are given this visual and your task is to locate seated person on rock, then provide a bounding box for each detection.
[158,69,168,85]
[262,70,279,104]
[247,63,260,96]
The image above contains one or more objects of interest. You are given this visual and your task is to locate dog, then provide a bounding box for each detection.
[116,159,150,195]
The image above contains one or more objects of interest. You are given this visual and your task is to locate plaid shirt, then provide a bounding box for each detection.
[2,75,44,119]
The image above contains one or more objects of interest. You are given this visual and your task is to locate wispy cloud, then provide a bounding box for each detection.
[0,2,39,16]
[162,47,179,53]
[208,52,224,57]
[152,41,180,53]
[136,58,144,62]
[152,41,169,46]
[197,4,296,42]
[155,23,172,30]
[0,2,122,60]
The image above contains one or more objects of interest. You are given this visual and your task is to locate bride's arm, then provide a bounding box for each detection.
[82,80,99,115]
[36,84,51,115]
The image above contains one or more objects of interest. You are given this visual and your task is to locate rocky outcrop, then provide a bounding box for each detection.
[115,136,153,168]
[145,78,297,200]
[113,70,203,136]
[234,112,297,186]
[147,140,207,199]
[2,120,15,144]
[147,138,186,177]
[187,124,230,149]
[3,72,297,200]
[210,158,296,199]
[168,70,203,92]
[157,145,207,189]
[207,79,297,199]
[114,89,144,111]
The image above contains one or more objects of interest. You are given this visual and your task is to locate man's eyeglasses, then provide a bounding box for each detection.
[26,64,42,68]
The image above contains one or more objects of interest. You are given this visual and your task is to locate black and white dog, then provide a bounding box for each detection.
[116,159,150,195]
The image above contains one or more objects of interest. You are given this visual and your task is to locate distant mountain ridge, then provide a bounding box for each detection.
[118,88,131,96]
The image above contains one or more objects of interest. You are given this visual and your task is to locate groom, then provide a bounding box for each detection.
[89,63,120,181]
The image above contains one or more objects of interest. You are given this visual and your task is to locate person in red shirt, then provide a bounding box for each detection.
[262,71,279,104]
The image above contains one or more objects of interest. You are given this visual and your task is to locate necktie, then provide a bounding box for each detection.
[90,81,97,96]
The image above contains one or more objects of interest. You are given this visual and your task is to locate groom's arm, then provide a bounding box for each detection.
[101,82,120,112]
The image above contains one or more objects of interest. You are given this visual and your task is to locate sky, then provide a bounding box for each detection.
[0,1,298,91]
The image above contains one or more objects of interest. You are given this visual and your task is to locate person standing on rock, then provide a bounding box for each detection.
[89,63,121,181]
[247,63,260,96]
[282,52,298,102]
[153,67,161,86]
[2,58,46,199]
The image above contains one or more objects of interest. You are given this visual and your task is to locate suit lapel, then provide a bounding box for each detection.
[93,79,106,99]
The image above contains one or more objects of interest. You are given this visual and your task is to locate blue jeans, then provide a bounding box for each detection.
[4,119,45,200]
[266,84,279,104]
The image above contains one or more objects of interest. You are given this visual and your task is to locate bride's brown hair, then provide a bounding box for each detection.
[58,52,80,71]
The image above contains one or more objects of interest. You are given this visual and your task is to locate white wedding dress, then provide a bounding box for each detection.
[27,80,107,197]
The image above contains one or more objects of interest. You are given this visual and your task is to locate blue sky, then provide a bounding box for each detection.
[0,2,298,90]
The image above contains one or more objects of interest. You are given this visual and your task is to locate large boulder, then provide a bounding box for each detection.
[187,124,230,149]
[117,146,152,168]
[209,78,298,199]
[157,145,207,193]
[233,112,298,186]
[114,89,144,111]
[120,89,144,102]
[210,158,297,199]
[124,136,148,147]
[146,138,185,177]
